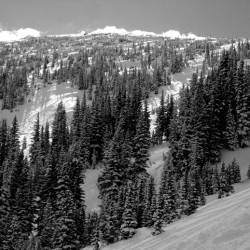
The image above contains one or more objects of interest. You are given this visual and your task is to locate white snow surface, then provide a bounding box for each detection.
[0,26,207,41]
[82,167,102,213]
[148,52,204,134]
[90,26,129,36]
[88,26,206,40]
[49,31,86,38]
[0,28,41,42]
[0,81,83,151]
[84,180,250,250]
[161,29,206,40]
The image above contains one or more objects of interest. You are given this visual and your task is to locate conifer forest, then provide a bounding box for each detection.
[0,23,250,250]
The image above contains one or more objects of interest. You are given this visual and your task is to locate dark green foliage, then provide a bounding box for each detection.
[0,187,10,250]
[218,163,234,198]
[186,174,200,215]
[51,102,69,155]
[247,164,250,179]
[71,97,82,143]
[0,66,29,110]
[155,90,166,144]
[0,119,8,168]
[1,39,250,249]
[236,61,250,147]
[224,106,237,150]
[134,110,150,174]
[159,156,178,223]
[120,182,138,239]
[90,94,105,165]
[98,118,126,200]
[228,159,241,184]
[152,198,164,236]
[52,164,81,250]
[141,177,155,227]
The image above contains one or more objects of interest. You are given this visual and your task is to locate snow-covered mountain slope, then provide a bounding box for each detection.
[88,26,206,40]
[0,25,208,41]
[0,81,83,149]
[83,143,170,213]
[161,29,205,40]
[84,180,250,250]
[148,53,204,133]
[0,28,41,42]
[46,26,207,40]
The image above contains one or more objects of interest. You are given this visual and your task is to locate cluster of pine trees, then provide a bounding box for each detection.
[0,66,29,110]
[0,71,150,249]
[0,38,250,249]
[152,45,249,216]
[0,109,89,249]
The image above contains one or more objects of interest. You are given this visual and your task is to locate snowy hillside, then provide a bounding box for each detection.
[0,27,41,42]
[83,180,250,250]
[88,26,206,40]
[0,81,83,149]
[148,52,204,133]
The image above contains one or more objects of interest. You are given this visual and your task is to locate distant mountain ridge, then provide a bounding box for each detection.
[0,28,41,42]
[87,26,206,40]
[0,25,207,42]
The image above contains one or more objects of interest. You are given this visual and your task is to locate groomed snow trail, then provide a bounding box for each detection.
[96,182,250,250]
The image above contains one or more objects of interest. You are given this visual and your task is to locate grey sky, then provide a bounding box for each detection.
[0,0,249,37]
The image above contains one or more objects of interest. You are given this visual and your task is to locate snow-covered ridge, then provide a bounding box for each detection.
[88,26,206,40]
[0,28,41,42]
[48,31,86,38]
[161,29,206,40]
[0,25,206,42]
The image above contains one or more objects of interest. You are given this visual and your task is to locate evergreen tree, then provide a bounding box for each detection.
[230,159,241,183]
[98,117,125,201]
[236,61,250,147]
[224,105,237,150]
[152,196,164,236]
[247,164,250,179]
[71,97,81,143]
[40,199,56,249]
[155,90,166,144]
[51,102,68,156]
[52,163,80,250]
[90,96,104,165]
[0,119,8,168]
[141,176,155,227]
[186,174,200,215]
[120,182,137,240]
[0,187,10,250]
[134,111,150,175]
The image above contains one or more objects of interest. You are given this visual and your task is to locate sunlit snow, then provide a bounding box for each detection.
[0,28,41,42]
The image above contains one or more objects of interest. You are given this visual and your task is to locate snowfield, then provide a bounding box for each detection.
[0,81,82,149]
[83,180,250,250]
[82,167,102,213]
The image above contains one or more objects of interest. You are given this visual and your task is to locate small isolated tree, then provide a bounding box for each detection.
[247,164,250,179]
[231,159,241,183]
[152,197,164,236]
[218,163,234,199]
